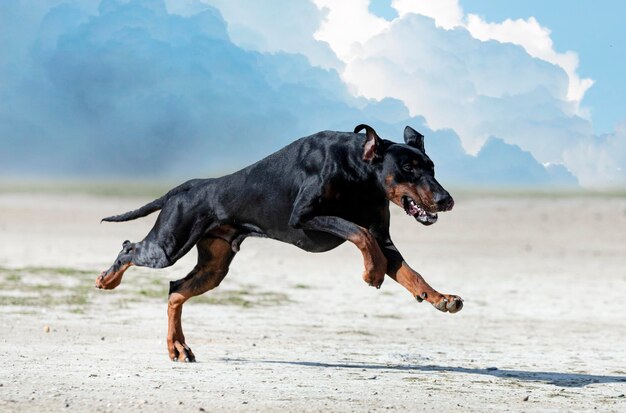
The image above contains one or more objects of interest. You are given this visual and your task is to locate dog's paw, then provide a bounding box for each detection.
[432,294,463,313]
[362,269,385,289]
[362,253,387,289]
[169,340,196,363]
[95,270,122,290]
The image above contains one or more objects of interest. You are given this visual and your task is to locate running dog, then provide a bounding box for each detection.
[96,124,462,362]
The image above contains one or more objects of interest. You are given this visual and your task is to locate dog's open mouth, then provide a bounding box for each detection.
[402,196,438,225]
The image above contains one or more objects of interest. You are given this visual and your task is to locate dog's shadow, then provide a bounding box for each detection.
[223,358,626,388]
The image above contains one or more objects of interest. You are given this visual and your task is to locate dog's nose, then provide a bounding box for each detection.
[435,193,454,211]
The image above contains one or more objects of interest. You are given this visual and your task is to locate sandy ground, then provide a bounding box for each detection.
[0,191,625,412]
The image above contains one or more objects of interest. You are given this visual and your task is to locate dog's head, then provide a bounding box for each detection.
[355,124,454,225]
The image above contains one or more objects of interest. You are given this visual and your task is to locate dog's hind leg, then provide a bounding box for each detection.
[96,197,216,290]
[167,236,235,362]
[95,236,181,289]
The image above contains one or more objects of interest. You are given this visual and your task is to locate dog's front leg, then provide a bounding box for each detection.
[289,185,387,288]
[304,216,387,288]
[291,216,385,288]
[380,241,463,313]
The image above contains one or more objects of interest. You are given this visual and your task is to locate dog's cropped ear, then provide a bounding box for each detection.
[404,126,425,152]
[354,124,382,162]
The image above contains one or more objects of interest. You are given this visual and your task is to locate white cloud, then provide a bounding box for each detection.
[340,13,574,157]
[368,0,593,110]
[391,0,463,29]
[312,0,592,108]
[466,14,594,108]
[389,0,594,110]
[313,0,389,62]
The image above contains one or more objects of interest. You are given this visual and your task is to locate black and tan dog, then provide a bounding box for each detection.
[97,124,462,362]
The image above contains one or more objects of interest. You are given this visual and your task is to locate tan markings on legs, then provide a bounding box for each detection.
[167,237,234,362]
[167,293,190,361]
[347,227,387,288]
[95,262,133,290]
[387,261,463,313]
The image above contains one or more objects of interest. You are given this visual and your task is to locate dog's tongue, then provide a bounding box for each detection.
[404,197,420,216]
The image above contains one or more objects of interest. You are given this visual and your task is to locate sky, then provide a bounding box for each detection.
[1,0,624,188]
[460,0,626,136]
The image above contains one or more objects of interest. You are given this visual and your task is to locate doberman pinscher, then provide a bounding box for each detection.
[96,124,462,362]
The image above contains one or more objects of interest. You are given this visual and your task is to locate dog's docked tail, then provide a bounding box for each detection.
[101,179,202,223]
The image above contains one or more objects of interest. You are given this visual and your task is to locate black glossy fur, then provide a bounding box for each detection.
[100,124,453,281]
[98,124,461,362]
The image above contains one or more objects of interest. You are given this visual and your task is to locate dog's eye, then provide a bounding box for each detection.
[402,164,414,172]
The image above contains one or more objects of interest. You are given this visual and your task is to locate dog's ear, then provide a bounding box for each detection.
[404,126,425,152]
[354,124,382,162]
